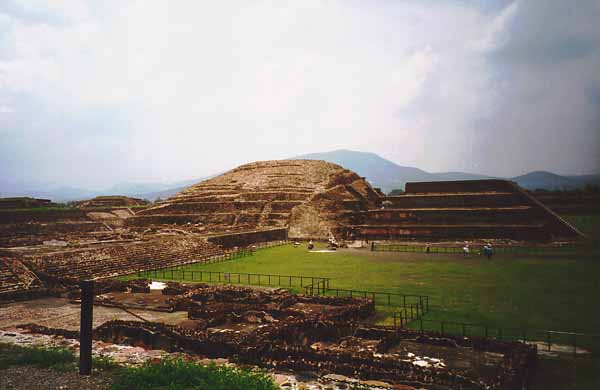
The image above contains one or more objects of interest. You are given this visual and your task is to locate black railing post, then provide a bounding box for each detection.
[79,280,94,376]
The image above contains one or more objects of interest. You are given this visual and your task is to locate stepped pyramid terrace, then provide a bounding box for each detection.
[0,160,585,300]
[341,179,584,242]
[129,160,381,239]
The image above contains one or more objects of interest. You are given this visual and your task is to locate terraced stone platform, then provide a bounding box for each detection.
[341,179,584,241]
[0,252,45,300]
[131,160,380,238]
[24,236,224,282]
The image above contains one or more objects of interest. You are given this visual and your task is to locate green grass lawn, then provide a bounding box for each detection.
[134,214,600,335]
[130,214,600,389]
[188,244,598,332]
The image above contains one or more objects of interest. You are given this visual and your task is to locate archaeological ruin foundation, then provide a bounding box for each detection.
[0,159,585,388]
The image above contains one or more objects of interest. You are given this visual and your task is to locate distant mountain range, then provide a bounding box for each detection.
[1,149,598,201]
[296,150,600,193]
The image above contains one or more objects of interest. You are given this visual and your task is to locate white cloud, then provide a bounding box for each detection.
[0,0,598,189]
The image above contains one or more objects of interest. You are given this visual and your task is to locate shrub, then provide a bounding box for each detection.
[112,357,278,390]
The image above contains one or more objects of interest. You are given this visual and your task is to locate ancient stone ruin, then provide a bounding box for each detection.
[73,195,149,209]
[0,197,55,209]
[130,160,380,239]
[341,179,584,241]
[13,280,536,389]
[0,159,583,388]
[0,160,585,301]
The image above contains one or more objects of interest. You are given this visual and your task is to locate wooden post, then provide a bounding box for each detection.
[79,280,94,375]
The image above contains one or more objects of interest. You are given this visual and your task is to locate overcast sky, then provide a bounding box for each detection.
[1,0,599,190]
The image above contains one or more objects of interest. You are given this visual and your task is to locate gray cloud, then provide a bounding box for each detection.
[0,0,598,192]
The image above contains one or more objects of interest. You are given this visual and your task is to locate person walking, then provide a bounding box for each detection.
[484,244,493,260]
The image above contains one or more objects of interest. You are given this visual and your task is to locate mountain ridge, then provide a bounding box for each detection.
[2,150,598,201]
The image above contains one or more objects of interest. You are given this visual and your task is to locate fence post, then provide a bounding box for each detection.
[547,331,551,352]
[387,293,391,305]
[441,322,444,335]
[420,317,424,333]
[79,280,94,376]
[573,333,577,355]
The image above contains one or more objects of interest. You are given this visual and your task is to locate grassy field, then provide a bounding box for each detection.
[151,242,600,333]
[140,215,600,333]
[132,214,600,388]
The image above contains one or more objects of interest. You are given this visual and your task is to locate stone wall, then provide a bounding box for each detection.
[207,228,287,248]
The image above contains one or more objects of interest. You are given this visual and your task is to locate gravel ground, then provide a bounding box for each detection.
[0,366,113,390]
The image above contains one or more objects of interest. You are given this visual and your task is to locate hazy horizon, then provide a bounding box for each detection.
[1,1,599,191]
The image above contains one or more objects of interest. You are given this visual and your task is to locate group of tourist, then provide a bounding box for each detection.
[462,243,494,259]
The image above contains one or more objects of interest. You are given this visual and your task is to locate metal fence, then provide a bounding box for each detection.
[138,267,330,289]
[373,243,578,254]
[393,317,600,355]
[250,240,290,250]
